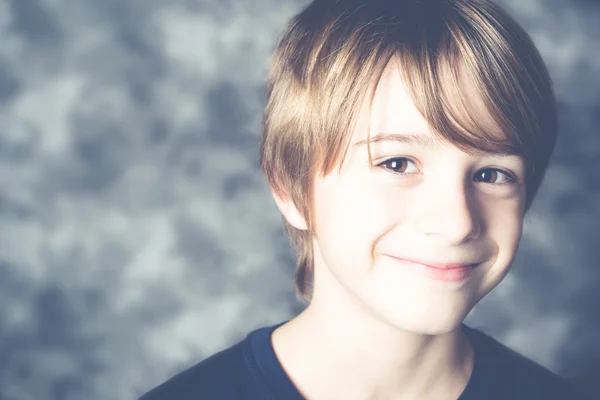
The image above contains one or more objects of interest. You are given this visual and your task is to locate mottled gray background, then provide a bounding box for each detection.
[0,0,598,399]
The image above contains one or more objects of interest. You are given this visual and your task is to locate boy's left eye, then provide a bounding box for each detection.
[474,168,516,184]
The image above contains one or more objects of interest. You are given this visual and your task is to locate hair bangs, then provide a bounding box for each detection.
[394,21,531,165]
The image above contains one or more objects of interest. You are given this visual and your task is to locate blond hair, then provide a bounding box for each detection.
[259,0,557,303]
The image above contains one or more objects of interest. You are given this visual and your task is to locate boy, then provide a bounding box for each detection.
[140,0,591,398]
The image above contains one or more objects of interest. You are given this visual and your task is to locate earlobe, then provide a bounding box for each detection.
[270,189,309,231]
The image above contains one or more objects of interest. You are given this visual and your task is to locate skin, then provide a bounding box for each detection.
[270,60,527,400]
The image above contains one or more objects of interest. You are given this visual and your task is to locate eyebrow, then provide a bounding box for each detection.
[354,132,441,148]
[354,132,521,158]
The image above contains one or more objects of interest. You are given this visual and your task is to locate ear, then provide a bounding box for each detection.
[270,188,308,231]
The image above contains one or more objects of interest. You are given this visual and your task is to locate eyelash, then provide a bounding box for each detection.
[376,157,519,185]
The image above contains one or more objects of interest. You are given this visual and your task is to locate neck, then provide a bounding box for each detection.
[271,268,475,399]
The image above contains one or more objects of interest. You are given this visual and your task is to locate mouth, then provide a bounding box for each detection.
[386,255,481,283]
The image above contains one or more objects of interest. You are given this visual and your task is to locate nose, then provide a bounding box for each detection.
[414,178,481,245]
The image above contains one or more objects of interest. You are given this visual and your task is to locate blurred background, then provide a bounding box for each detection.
[0,0,598,399]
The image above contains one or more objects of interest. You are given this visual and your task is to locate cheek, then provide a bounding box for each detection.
[483,201,524,262]
[312,176,404,264]
[476,209,524,297]
[314,176,396,234]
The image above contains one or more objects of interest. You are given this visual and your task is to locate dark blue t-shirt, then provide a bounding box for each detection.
[139,322,590,399]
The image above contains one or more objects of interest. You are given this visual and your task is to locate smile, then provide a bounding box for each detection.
[385,255,480,283]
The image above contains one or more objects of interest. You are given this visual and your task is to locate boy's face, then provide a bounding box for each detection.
[304,61,527,334]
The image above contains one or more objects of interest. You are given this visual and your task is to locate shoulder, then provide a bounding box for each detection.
[465,325,592,400]
[138,338,249,400]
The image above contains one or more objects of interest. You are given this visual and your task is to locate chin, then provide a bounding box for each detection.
[380,309,470,336]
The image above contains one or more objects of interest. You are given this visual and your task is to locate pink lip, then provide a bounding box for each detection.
[387,256,479,283]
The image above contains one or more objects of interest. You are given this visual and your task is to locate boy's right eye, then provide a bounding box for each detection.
[377,157,419,175]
